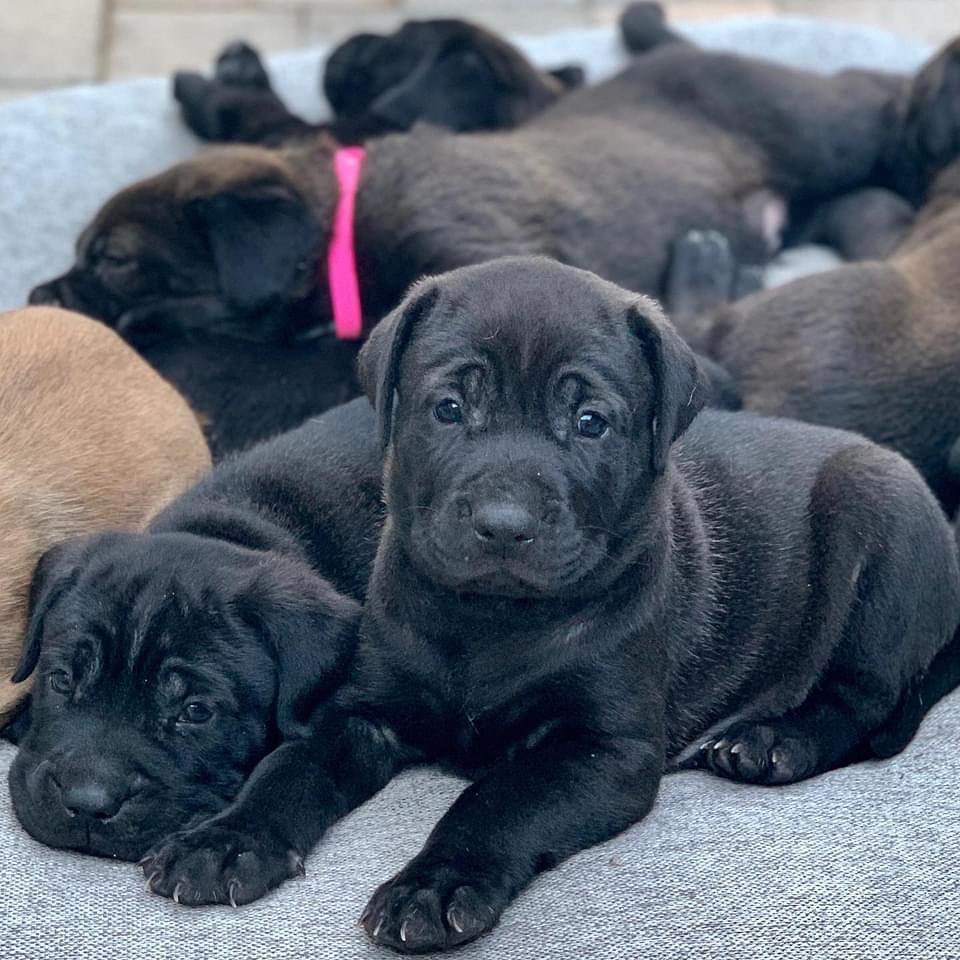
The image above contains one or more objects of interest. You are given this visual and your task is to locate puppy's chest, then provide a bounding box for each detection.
[354,623,576,772]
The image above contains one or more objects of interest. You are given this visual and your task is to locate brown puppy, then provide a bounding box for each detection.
[0,307,210,722]
[676,159,960,514]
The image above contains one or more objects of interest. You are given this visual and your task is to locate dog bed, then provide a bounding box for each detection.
[1,17,957,960]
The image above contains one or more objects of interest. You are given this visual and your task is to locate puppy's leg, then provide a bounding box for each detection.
[141,713,402,907]
[666,230,762,345]
[791,188,916,261]
[174,42,315,145]
[362,729,662,953]
[691,446,960,786]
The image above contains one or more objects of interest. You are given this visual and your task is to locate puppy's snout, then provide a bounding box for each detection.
[472,501,538,549]
[28,281,62,307]
[53,765,131,823]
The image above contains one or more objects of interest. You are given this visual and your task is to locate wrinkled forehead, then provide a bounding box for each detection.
[42,545,239,673]
[406,267,642,394]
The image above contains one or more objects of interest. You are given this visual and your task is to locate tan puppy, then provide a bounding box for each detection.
[0,307,210,721]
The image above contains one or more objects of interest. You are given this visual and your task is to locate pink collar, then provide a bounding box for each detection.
[327,147,366,339]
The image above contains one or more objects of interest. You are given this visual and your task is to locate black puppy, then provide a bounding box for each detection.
[8,399,383,883]
[143,332,362,458]
[136,258,958,952]
[175,21,582,147]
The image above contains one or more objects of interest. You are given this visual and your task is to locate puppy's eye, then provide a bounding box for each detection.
[434,398,463,424]
[178,702,213,724]
[99,252,135,269]
[48,670,73,695]
[576,411,609,439]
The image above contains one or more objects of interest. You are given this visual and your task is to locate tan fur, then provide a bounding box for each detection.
[0,307,210,720]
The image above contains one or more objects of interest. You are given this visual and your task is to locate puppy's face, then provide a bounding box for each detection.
[9,531,357,861]
[29,146,328,345]
[359,258,703,599]
[324,19,572,134]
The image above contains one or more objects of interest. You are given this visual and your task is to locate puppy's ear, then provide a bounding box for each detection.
[190,182,318,315]
[629,298,705,474]
[892,38,960,198]
[11,542,79,684]
[357,281,440,448]
[236,561,360,738]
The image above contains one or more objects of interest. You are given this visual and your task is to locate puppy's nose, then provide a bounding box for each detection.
[59,778,128,822]
[28,282,62,306]
[473,501,538,548]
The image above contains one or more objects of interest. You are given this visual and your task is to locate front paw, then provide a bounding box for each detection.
[140,820,304,907]
[362,861,508,953]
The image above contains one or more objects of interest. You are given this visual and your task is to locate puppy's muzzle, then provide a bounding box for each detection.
[470,499,540,551]
[49,754,138,824]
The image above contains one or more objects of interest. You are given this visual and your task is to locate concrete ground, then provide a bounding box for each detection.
[2,1,959,103]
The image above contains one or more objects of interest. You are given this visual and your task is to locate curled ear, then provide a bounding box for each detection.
[629,298,705,474]
[189,181,318,314]
[357,281,439,448]
[236,561,360,738]
[11,542,79,685]
[891,38,960,199]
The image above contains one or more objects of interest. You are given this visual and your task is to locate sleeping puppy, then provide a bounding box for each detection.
[30,14,960,345]
[134,258,958,953]
[0,306,209,726]
[175,21,583,147]
[8,398,383,874]
[671,157,960,513]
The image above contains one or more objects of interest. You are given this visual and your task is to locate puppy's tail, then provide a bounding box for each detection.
[868,626,960,759]
[620,3,687,55]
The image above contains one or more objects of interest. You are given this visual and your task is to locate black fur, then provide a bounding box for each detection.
[7,399,384,871]
[121,258,958,947]
[174,21,581,148]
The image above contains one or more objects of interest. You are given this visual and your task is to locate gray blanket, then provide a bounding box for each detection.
[2,18,956,960]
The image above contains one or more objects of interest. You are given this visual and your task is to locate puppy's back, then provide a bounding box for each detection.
[0,307,211,717]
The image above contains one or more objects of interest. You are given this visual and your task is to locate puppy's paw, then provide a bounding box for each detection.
[692,721,818,785]
[361,861,508,953]
[140,820,304,907]
[215,41,271,89]
[666,229,737,324]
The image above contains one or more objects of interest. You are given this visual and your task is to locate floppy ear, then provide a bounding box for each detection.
[629,298,705,474]
[357,281,440,448]
[236,561,360,739]
[11,542,79,684]
[892,38,960,198]
[190,182,319,314]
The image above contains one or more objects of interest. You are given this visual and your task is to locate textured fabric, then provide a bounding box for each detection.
[1,18,956,960]
[3,691,960,959]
